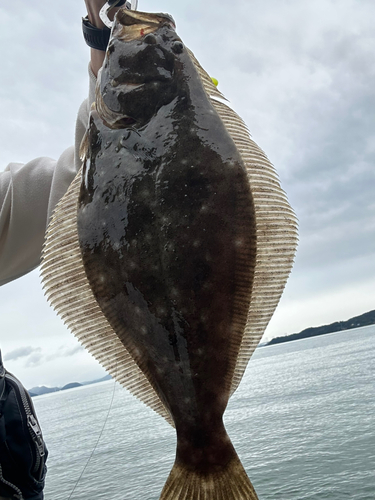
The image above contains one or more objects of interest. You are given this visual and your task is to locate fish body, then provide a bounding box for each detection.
[41,8,298,500]
[78,10,257,498]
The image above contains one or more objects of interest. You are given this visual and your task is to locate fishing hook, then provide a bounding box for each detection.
[99,0,139,29]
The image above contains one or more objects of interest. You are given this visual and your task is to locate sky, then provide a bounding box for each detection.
[0,0,374,388]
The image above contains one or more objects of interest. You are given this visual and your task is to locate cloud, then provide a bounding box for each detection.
[3,346,41,362]
[63,345,85,357]
[25,351,44,367]
[2,342,83,367]
[45,344,85,362]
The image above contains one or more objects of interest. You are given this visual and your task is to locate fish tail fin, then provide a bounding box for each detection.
[160,454,259,500]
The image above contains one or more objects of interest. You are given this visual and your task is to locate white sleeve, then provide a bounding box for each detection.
[0,68,96,287]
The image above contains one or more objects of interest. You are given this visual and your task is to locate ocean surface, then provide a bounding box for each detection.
[33,325,375,500]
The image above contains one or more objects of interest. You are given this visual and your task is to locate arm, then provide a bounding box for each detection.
[84,0,123,76]
[0,1,113,286]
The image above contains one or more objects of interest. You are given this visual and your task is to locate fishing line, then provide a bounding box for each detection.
[67,362,118,500]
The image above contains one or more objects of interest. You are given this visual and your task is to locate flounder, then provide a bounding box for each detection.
[41,9,298,500]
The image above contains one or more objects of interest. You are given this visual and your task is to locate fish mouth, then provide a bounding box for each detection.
[95,85,138,129]
[112,9,176,41]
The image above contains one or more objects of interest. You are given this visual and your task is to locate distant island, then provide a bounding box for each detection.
[29,374,112,397]
[267,309,375,346]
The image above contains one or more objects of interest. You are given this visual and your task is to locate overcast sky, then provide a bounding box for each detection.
[0,0,374,388]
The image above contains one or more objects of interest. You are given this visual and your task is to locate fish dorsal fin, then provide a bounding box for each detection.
[189,50,298,394]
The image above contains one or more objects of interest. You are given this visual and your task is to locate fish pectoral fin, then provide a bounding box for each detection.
[160,454,259,500]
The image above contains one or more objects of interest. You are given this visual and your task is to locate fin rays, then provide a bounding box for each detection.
[159,457,259,500]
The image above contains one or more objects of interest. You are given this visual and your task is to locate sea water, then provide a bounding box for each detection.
[33,325,375,500]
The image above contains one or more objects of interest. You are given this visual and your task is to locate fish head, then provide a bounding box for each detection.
[96,10,186,128]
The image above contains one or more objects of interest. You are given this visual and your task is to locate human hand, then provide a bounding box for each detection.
[84,0,123,29]
[83,0,125,76]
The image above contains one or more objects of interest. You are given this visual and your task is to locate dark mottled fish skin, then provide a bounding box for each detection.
[77,10,258,499]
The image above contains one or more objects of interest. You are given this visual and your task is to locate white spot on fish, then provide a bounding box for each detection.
[193,240,200,248]
[141,326,147,334]
[235,238,244,247]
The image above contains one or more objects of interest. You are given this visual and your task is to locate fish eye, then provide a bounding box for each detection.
[144,33,157,45]
[172,41,184,54]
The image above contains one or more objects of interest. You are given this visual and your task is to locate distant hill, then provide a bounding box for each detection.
[29,374,112,397]
[82,374,112,386]
[28,386,60,396]
[61,382,82,391]
[267,309,375,346]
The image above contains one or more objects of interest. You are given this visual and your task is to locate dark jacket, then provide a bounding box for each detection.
[0,350,47,500]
